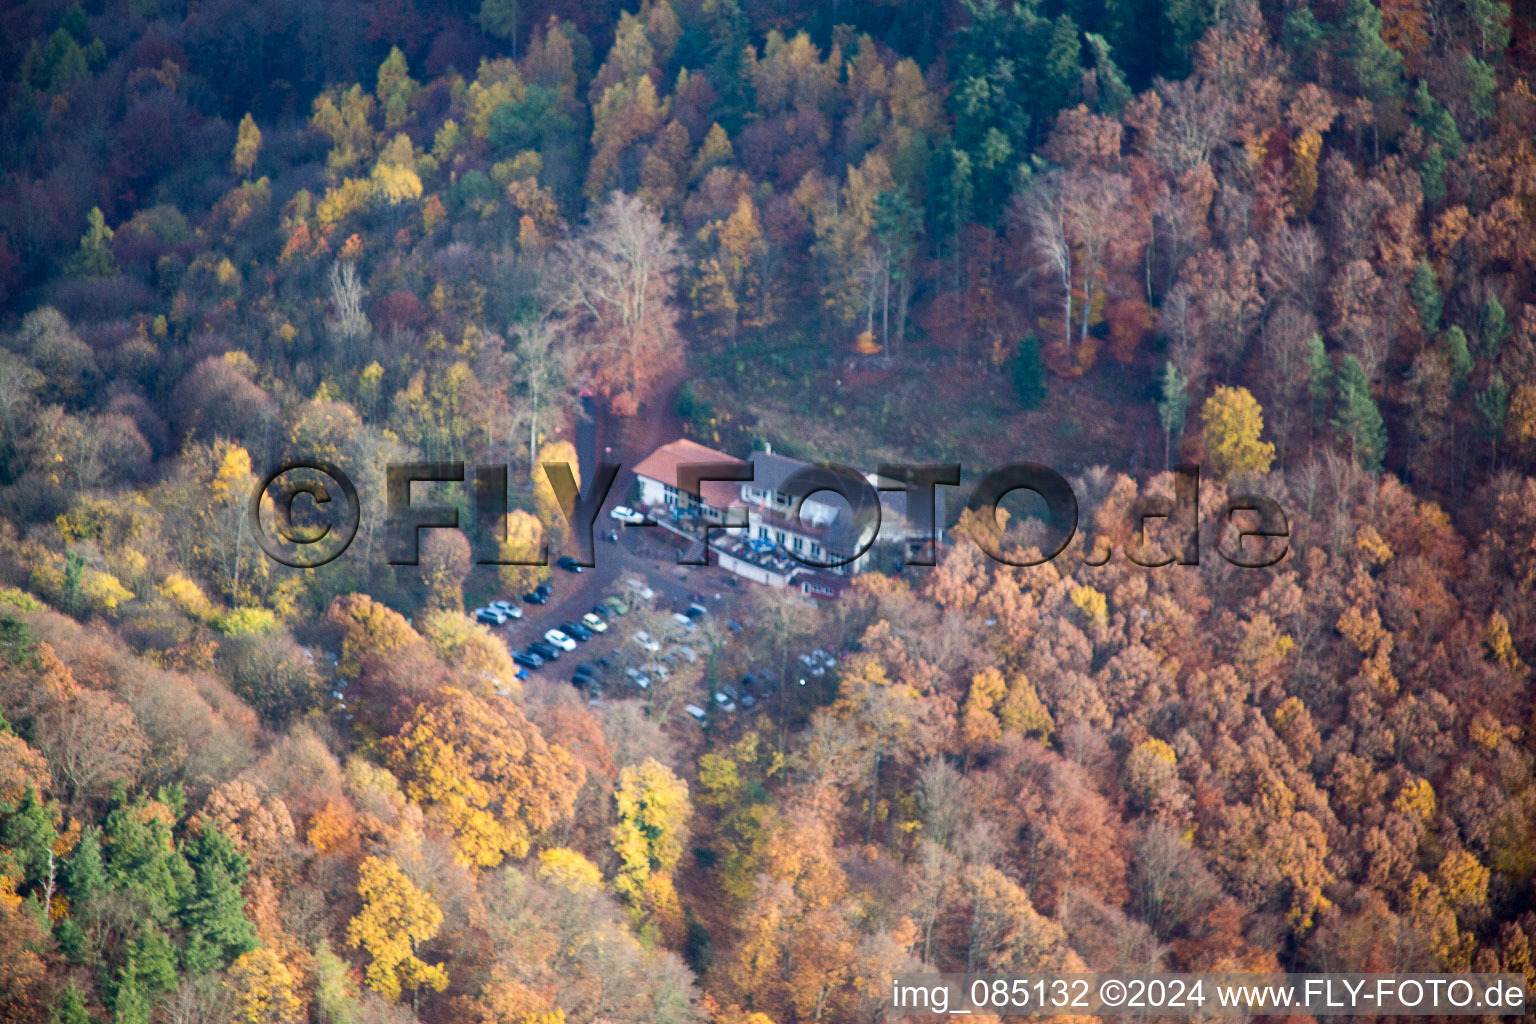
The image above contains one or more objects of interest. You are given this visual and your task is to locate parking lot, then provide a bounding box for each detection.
[470,512,777,726]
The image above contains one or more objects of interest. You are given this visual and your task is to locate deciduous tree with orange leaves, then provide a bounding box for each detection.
[386,686,583,867]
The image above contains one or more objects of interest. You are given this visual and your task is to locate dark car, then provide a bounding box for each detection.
[528,641,561,661]
[511,650,543,670]
[536,580,553,594]
[523,589,549,605]
[560,620,593,641]
[556,556,585,573]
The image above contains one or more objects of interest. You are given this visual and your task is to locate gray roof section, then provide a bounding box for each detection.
[747,451,810,495]
[746,451,947,541]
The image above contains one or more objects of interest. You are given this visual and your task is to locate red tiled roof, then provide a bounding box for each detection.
[632,439,745,508]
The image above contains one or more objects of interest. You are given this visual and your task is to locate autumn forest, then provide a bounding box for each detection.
[2,0,1536,1022]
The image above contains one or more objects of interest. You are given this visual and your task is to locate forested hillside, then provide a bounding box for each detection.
[2,0,1536,1022]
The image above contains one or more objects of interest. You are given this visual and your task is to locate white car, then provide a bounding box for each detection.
[610,505,647,524]
[624,577,656,600]
[489,600,523,619]
[685,703,708,722]
[672,612,695,631]
[625,667,651,689]
[675,645,699,664]
[544,629,577,652]
[643,662,670,680]
[581,612,608,633]
[632,630,660,653]
[713,691,737,713]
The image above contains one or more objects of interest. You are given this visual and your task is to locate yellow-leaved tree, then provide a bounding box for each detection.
[386,687,583,867]
[498,508,549,594]
[345,855,449,1003]
[226,947,305,1024]
[372,133,423,206]
[233,113,262,180]
[418,609,519,695]
[533,439,578,551]
[692,193,766,341]
[185,440,268,605]
[958,666,1005,755]
[1200,385,1275,479]
[611,757,690,934]
[536,847,604,893]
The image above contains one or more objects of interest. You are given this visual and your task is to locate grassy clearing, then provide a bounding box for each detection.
[685,337,1157,481]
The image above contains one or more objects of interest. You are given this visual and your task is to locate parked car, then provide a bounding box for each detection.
[528,641,561,661]
[740,693,757,709]
[581,612,608,633]
[685,602,709,619]
[603,596,629,616]
[559,620,593,641]
[672,612,696,631]
[556,556,585,573]
[685,703,708,723]
[473,608,506,625]
[624,577,655,600]
[536,580,553,595]
[632,630,660,652]
[511,650,543,670]
[489,599,523,619]
[545,629,577,651]
[642,662,670,680]
[713,691,737,712]
[675,645,699,663]
[609,505,647,524]
[523,589,549,605]
[624,667,651,689]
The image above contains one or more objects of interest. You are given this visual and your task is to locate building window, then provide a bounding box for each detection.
[775,531,785,545]
[792,537,803,551]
